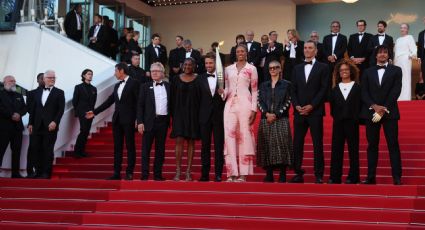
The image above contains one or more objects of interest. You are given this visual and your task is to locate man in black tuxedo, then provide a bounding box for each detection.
[64,4,82,43]
[348,20,373,77]
[137,62,170,181]
[145,33,168,78]
[87,63,139,180]
[245,30,262,67]
[283,29,304,80]
[107,19,119,60]
[28,70,65,179]
[262,31,284,82]
[290,41,329,184]
[72,69,97,158]
[88,14,107,55]
[368,20,394,66]
[310,31,326,63]
[360,45,402,185]
[183,39,205,74]
[198,52,225,182]
[418,17,425,74]
[26,73,44,178]
[169,35,186,78]
[0,76,27,178]
[128,54,148,84]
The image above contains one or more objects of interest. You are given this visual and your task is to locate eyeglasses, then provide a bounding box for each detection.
[151,70,163,73]
[269,66,280,70]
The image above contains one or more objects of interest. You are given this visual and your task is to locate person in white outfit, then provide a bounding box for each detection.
[394,23,418,101]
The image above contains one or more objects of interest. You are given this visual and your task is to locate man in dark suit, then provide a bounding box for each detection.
[198,52,225,182]
[108,19,119,60]
[348,19,373,77]
[28,70,65,179]
[87,63,139,180]
[262,31,284,82]
[183,39,205,74]
[323,21,347,76]
[290,41,329,184]
[283,29,304,80]
[245,30,262,67]
[64,4,82,43]
[72,69,97,158]
[26,73,44,178]
[137,62,170,181]
[418,17,425,75]
[0,76,27,178]
[128,54,148,84]
[88,14,107,55]
[168,35,186,78]
[310,31,326,63]
[368,20,394,66]
[145,33,168,78]
[360,45,402,185]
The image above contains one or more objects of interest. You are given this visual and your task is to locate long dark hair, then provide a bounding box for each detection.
[332,59,359,88]
[81,69,93,82]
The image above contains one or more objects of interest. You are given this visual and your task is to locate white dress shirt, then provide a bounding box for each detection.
[358,32,364,43]
[75,11,81,30]
[186,49,192,58]
[332,33,339,56]
[378,33,385,45]
[207,72,217,96]
[154,45,160,56]
[304,58,316,82]
[377,63,388,85]
[153,81,168,115]
[117,76,129,100]
[41,86,53,106]
[246,41,252,52]
[338,81,355,100]
[93,24,101,38]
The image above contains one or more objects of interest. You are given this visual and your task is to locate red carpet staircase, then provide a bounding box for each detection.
[2,101,425,229]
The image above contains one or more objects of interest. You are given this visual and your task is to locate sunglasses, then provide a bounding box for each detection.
[269,66,280,70]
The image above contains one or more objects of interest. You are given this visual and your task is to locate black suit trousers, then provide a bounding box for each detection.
[330,119,360,182]
[112,122,136,175]
[293,115,324,178]
[31,131,57,176]
[74,116,93,154]
[200,119,224,178]
[365,119,402,179]
[141,116,168,178]
[0,132,22,175]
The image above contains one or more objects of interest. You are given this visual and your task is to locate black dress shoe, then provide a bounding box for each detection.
[11,174,23,179]
[315,177,324,184]
[361,178,376,184]
[199,176,209,182]
[345,179,359,184]
[26,173,37,179]
[73,152,87,158]
[328,179,341,184]
[214,176,222,182]
[125,174,133,181]
[154,176,166,181]
[289,174,304,183]
[36,174,50,179]
[393,177,402,185]
[107,175,121,180]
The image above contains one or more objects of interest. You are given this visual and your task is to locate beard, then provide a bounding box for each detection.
[4,85,17,92]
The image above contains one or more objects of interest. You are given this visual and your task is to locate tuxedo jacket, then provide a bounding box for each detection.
[29,87,65,133]
[348,32,373,59]
[72,83,97,117]
[168,47,186,69]
[187,49,205,74]
[198,73,225,124]
[283,40,305,63]
[418,30,425,60]
[64,10,81,39]
[368,34,394,65]
[261,42,284,68]
[329,83,361,122]
[94,77,139,125]
[26,87,41,115]
[128,65,148,84]
[246,41,262,66]
[316,42,327,63]
[291,61,329,117]
[360,64,402,120]
[144,44,168,72]
[137,81,170,132]
[323,33,348,61]
[87,24,107,54]
[0,90,27,133]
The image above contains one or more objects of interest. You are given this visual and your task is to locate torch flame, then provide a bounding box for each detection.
[218,41,224,47]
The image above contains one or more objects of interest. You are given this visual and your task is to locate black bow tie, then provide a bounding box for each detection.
[207,74,215,78]
[155,82,164,86]
[44,87,51,91]
[304,61,313,65]
[358,33,364,36]
[378,34,385,37]
[332,33,338,37]
[246,41,252,44]
[119,80,125,84]
[154,46,159,48]
[377,65,386,69]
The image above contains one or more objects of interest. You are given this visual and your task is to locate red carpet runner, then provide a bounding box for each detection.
[1,101,425,229]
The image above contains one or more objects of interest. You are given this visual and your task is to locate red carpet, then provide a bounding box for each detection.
[1,101,425,229]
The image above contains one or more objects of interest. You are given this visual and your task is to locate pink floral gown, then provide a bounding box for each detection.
[223,63,258,177]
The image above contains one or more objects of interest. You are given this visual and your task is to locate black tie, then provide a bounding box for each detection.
[155,82,163,86]
[359,33,364,36]
[207,74,215,78]
[377,65,386,69]
[44,87,51,91]
[246,41,252,44]
[332,33,338,37]
[304,61,313,65]
[119,80,125,84]
[378,34,385,37]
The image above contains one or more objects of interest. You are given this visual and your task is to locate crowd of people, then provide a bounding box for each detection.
[1,13,425,186]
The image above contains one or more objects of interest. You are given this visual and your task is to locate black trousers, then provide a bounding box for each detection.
[200,119,224,178]
[74,116,93,155]
[0,131,22,175]
[68,31,82,43]
[365,118,402,179]
[30,131,58,177]
[330,119,360,182]
[112,122,136,176]
[26,134,37,175]
[141,116,168,178]
[293,115,324,178]
[283,58,297,81]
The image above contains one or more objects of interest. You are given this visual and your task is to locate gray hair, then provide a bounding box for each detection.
[150,62,165,73]
[3,75,14,82]
[183,39,192,46]
[3,75,16,91]
[44,70,55,78]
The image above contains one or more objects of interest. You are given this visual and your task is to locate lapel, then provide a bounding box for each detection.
[43,87,55,107]
[120,79,131,101]
[380,65,391,86]
[371,67,381,87]
[202,75,213,98]
[149,82,156,111]
[305,62,318,85]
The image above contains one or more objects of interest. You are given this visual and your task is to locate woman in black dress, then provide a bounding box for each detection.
[170,58,200,181]
[257,60,293,183]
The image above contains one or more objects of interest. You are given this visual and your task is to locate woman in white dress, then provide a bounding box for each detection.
[394,23,418,101]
